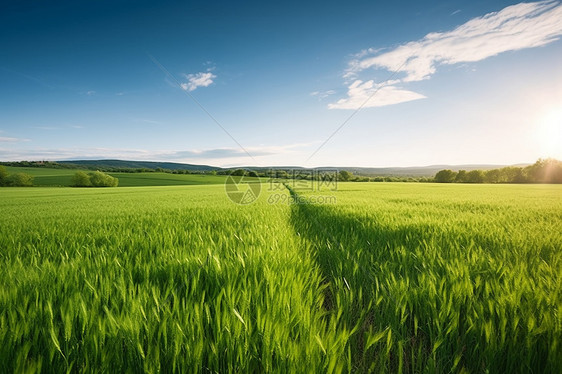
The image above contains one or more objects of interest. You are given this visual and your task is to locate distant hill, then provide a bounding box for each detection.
[56,159,528,177]
[59,159,221,172]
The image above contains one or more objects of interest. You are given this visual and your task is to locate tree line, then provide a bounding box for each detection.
[434,158,562,184]
[2,158,560,186]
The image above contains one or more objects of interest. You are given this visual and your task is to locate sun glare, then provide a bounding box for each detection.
[537,107,562,158]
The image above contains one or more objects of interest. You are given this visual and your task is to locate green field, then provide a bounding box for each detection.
[0,183,561,372]
[3,166,230,187]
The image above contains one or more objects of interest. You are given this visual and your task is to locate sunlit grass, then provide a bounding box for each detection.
[293,183,562,372]
[0,186,335,372]
[1,183,560,372]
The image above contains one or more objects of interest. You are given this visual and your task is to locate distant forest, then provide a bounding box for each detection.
[434,158,562,184]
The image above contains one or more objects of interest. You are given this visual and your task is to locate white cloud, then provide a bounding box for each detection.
[349,1,562,82]
[332,1,562,109]
[328,80,426,109]
[180,72,216,92]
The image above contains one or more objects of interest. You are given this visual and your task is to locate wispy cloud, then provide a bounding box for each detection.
[328,80,425,109]
[133,118,163,126]
[331,1,562,109]
[0,143,314,164]
[0,147,154,161]
[311,90,336,99]
[0,136,30,142]
[160,148,273,159]
[180,72,216,92]
[31,125,85,130]
[350,1,562,82]
[161,143,313,160]
[32,126,61,131]
[0,66,54,89]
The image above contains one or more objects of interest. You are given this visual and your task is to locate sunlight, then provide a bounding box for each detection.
[537,107,562,158]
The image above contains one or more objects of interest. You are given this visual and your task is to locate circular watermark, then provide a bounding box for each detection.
[225,173,261,205]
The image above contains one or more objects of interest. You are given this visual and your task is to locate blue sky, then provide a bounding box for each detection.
[1,0,561,167]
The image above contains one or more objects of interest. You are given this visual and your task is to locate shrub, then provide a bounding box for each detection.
[6,172,34,187]
[71,171,92,187]
[89,171,119,187]
[71,171,118,187]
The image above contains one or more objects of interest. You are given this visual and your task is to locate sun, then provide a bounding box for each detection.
[537,107,562,159]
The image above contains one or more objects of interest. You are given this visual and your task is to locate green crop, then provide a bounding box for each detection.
[2,167,232,187]
[0,183,560,373]
[291,183,562,373]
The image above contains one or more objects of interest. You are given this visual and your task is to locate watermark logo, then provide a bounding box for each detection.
[267,169,338,205]
[268,169,338,192]
[225,174,261,205]
[267,193,337,205]
[225,169,338,205]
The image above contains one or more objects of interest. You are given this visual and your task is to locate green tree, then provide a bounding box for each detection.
[0,165,7,186]
[455,170,467,183]
[465,170,485,183]
[434,169,457,183]
[88,171,118,187]
[498,167,519,183]
[525,158,562,183]
[485,169,501,183]
[231,169,246,176]
[338,170,353,181]
[511,168,527,183]
[7,173,34,187]
[71,171,92,187]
